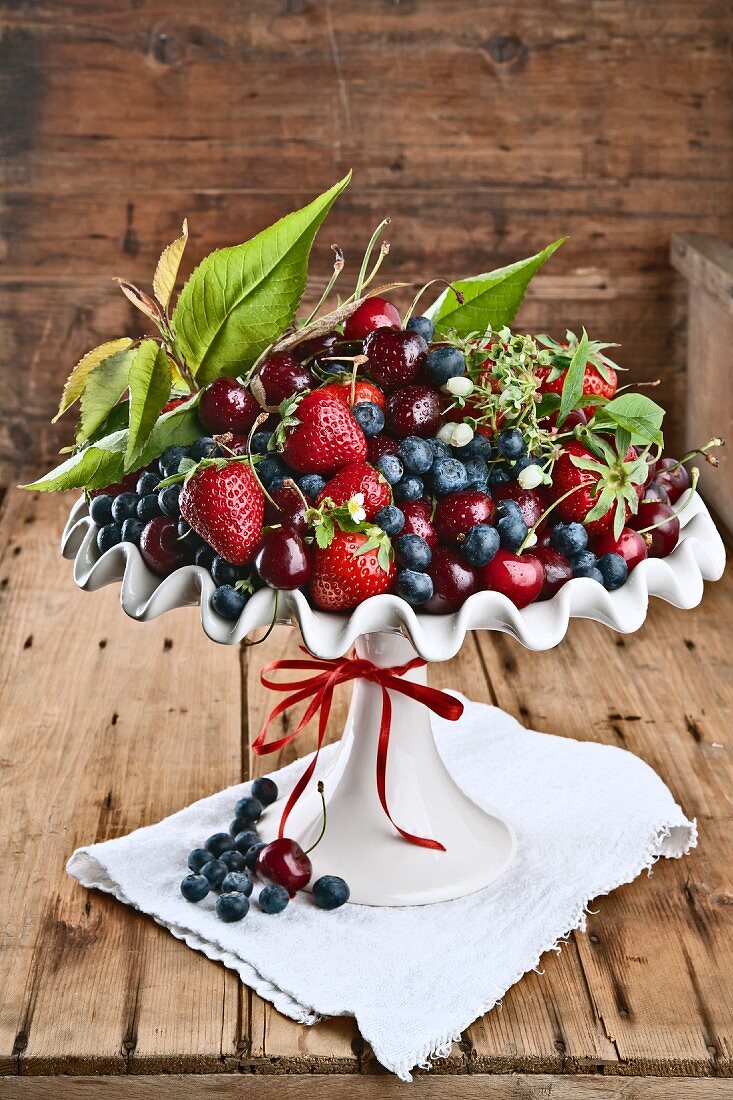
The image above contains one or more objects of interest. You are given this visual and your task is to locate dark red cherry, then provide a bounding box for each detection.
[400,500,438,550]
[366,434,400,464]
[140,516,191,577]
[257,353,313,405]
[255,527,312,589]
[628,501,680,558]
[264,484,309,535]
[492,482,550,532]
[294,331,340,362]
[256,838,312,897]
[199,378,260,435]
[643,454,658,487]
[593,526,648,571]
[363,328,427,392]
[533,547,573,600]
[434,491,495,547]
[655,457,690,503]
[424,548,478,613]
[386,385,441,439]
[480,549,544,608]
[344,297,401,340]
[642,480,670,506]
[90,469,142,499]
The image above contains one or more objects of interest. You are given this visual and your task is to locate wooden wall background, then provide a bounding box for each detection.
[2,0,733,485]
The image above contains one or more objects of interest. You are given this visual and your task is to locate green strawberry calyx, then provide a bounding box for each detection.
[535,329,623,386]
[307,494,394,573]
[568,430,649,539]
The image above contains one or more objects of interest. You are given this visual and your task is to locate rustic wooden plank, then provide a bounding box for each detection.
[671,234,733,316]
[0,493,243,1075]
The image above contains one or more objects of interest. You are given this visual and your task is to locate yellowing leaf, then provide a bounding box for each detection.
[153,219,189,310]
[116,280,163,325]
[125,340,173,470]
[77,346,137,444]
[53,338,133,422]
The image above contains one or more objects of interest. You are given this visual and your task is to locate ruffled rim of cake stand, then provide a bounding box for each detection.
[61,491,726,660]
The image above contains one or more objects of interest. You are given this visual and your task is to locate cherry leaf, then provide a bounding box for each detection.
[153,219,189,310]
[53,338,133,422]
[125,340,173,471]
[77,346,137,445]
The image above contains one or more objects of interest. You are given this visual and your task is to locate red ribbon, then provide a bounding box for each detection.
[251,647,464,851]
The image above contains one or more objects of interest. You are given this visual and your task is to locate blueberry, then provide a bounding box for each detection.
[430,457,468,496]
[200,859,228,888]
[374,505,405,537]
[180,873,210,902]
[463,456,488,488]
[258,883,290,914]
[211,556,240,587]
[121,518,145,545]
[394,533,432,572]
[424,346,466,386]
[211,585,247,620]
[398,436,434,475]
[216,893,249,922]
[190,436,217,461]
[551,522,588,557]
[195,546,216,572]
[510,454,538,476]
[427,437,451,461]
[244,841,266,871]
[251,777,279,806]
[394,475,424,502]
[89,494,114,525]
[495,499,522,523]
[188,847,214,873]
[375,454,403,486]
[96,523,123,553]
[458,434,492,460]
[234,829,261,855]
[497,429,527,461]
[220,850,248,873]
[250,431,273,456]
[462,524,500,566]
[312,875,350,910]
[257,453,286,488]
[396,569,434,605]
[159,444,189,478]
[598,552,628,591]
[497,514,528,551]
[136,471,160,496]
[137,493,162,522]
[352,401,385,437]
[573,565,605,584]
[571,550,598,575]
[298,473,326,500]
[158,485,182,519]
[111,492,140,522]
[206,832,237,857]
[489,462,512,488]
[405,315,435,342]
[234,796,263,823]
[221,870,253,896]
[178,520,206,551]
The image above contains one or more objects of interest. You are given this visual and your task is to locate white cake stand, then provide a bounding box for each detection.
[62,491,725,905]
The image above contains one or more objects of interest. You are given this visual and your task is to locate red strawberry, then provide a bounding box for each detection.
[319,379,386,410]
[316,462,391,520]
[310,531,397,611]
[537,362,617,415]
[400,500,438,550]
[434,491,495,547]
[180,461,265,565]
[551,439,641,536]
[282,392,367,474]
[199,378,261,436]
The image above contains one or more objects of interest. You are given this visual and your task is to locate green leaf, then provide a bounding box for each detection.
[153,219,189,309]
[125,341,172,471]
[172,174,351,385]
[425,238,565,338]
[23,395,203,493]
[53,338,133,422]
[558,328,589,426]
[591,393,665,448]
[77,346,137,444]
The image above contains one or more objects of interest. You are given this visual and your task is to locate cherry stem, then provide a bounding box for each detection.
[243,589,281,648]
[403,279,465,326]
[304,781,327,855]
[245,413,279,510]
[660,439,724,474]
[282,477,310,512]
[637,469,700,534]
[516,482,586,555]
[302,246,345,328]
[352,219,390,301]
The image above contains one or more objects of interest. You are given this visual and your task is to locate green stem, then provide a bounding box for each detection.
[302,247,345,328]
[352,219,390,301]
[516,482,587,555]
[637,469,700,534]
[402,279,464,327]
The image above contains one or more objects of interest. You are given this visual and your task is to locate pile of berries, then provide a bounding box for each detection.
[87,297,712,618]
[180,776,350,921]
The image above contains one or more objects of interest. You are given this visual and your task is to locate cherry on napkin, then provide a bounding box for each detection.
[67,696,695,1081]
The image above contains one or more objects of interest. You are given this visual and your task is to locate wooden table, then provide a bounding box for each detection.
[0,491,731,1098]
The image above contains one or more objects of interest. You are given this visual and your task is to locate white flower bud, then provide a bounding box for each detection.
[437,422,458,444]
[524,531,538,548]
[444,376,474,398]
[517,463,544,489]
[450,423,475,448]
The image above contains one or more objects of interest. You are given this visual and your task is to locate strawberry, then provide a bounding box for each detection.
[319,379,386,410]
[316,462,391,520]
[180,460,265,565]
[282,391,367,474]
[551,439,644,537]
[535,331,620,416]
[309,530,397,611]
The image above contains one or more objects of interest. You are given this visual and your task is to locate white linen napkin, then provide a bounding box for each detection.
[67,695,695,1081]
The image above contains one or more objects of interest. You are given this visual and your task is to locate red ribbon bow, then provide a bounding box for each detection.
[252,647,464,851]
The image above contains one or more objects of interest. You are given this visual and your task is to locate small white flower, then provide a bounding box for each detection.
[347,492,366,524]
[517,464,544,490]
[450,422,475,448]
[444,376,474,398]
[437,422,458,444]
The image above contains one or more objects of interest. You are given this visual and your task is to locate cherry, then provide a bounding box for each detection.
[363,328,428,392]
[533,546,573,600]
[386,385,441,439]
[400,500,438,550]
[264,485,309,535]
[255,527,312,589]
[628,501,680,558]
[256,838,312,897]
[643,454,657,487]
[424,548,478,613]
[140,516,191,577]
[344,297,401,340]
[366,434,400,465]
[434,491,495,547]
[592,526,648,571]
[655,457,690,504]
[492,482,550,532]
[162,396,188,414]
[90,469,142,499]
[257,353,313,405]
[199,378,260,435]
[480,549,544,608]
[320,379,386,410]
[540,407,587,431]
[294,331,339,362]
[642,480,671,506]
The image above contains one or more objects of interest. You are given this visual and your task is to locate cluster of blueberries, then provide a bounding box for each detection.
[550,522,628,589]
